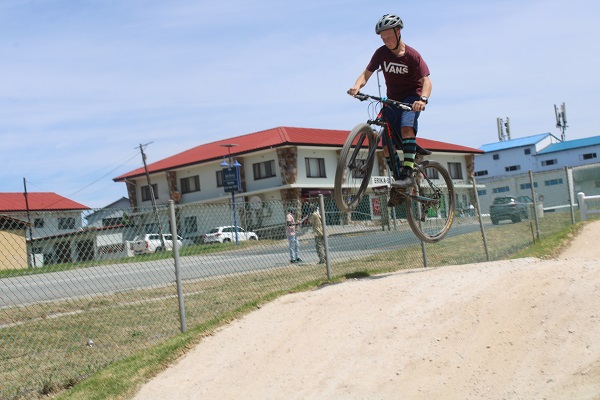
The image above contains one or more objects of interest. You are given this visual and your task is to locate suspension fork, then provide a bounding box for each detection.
[347,131,369,168]
[382,123,403,180]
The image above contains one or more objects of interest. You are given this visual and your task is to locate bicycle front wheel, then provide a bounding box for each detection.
[334,123,377,212]
[405,160,455,243]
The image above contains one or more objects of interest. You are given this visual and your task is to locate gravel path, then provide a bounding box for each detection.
[132,220,600,400]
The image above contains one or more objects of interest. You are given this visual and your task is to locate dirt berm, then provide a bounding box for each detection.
[132,220,600,400]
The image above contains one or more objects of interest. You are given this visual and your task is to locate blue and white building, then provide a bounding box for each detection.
[474,133,600,212]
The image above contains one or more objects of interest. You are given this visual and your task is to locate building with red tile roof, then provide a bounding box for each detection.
[115,126,481,181]
[0,192,90,240]
[113,126,482,241]
[0,192,89,213]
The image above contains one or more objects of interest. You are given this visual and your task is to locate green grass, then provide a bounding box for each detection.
[511,221,585,259]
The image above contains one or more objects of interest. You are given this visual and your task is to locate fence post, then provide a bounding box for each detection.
[318,194,331,280]
[472,175,490,261]
[578,192,587,221]
[168,200,187,333]
[566,166,576,224]
[529,171,541,241]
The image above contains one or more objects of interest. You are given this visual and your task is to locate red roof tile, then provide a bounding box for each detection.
[115,126,483,181]
[0,193,90,212]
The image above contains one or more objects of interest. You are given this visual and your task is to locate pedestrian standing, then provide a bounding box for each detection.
[308,204,325,264]
[286,208,301,263]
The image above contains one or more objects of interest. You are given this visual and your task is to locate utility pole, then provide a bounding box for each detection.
[23,178,35,268]
[139,143,166,249]
[554,102,568,141]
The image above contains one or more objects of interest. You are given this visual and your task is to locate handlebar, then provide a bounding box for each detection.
[353,92,414,111]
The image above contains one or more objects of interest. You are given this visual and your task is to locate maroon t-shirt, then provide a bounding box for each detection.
[366,44,430,101]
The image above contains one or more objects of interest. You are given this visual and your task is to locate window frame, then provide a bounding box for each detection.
[541,159,557,167]
[447,162,463,179]
[58,217,76,230]
[141,184,158,201]
[253,160,276,180]
[305,157,327,178]
[180,175,201,194]
[582,152,597,160]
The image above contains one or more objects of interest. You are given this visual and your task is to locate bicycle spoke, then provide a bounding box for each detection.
[334,124,376,212]
[405,161,455,242]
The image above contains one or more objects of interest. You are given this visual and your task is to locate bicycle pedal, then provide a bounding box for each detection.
[387,188,405,207]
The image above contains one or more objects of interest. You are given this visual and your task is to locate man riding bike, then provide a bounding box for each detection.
[348,14,432,206]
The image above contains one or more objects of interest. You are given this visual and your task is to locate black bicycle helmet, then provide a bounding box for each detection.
[375,14,403,34]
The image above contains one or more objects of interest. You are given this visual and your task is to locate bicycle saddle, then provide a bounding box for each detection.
[416,145,432,156]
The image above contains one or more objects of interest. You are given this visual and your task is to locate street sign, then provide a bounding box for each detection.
[223,167,240,193]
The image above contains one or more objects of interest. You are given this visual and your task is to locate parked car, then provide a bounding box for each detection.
[489,196,533,224]
[203,226,259,244]
[130,233,183,254]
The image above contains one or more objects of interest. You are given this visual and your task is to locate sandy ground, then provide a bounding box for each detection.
[132,220,600,400]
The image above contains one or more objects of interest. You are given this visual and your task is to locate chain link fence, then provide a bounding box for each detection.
[1,164,599,399]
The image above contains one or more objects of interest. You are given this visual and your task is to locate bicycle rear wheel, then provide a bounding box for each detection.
[405,160,455,243]
[334,123,377,212]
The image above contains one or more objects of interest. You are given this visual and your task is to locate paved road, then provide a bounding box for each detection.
[0,221,483,308]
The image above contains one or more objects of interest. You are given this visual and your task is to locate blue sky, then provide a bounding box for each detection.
[2,0,598,209]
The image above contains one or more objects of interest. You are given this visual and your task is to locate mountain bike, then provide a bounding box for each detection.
[334,92,455,243]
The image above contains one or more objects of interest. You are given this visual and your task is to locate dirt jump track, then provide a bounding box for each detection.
[132,220,600,400]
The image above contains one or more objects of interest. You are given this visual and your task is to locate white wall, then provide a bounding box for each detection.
[537,144,600,170]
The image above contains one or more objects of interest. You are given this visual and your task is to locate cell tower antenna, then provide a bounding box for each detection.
[554,102,568,141]
[496,117,504,141]
[497,117,511,141]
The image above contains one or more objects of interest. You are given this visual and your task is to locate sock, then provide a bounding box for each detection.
[402,138,417,170]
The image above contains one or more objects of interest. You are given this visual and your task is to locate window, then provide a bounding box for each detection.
[505,165,521,172]
[520,182,538,190]
[425,167,439,179]
[524,148,531,155]
[545,178,563,186]
[477,189,487,196]
[253,160,276,180]
[34,218,44,228]
[184,217,198,233]
[216,171,224,187]
[141,184,158,201]
[474,170,488,177]
[102,217,122,227]
[492,154,500,160]
[541,159,557,166]
[582,152,597,160]
[447,162,463,179]
[492,186,510,194]
[305,158,326,178]
[180,175,200,194]
[58,217,76,230]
